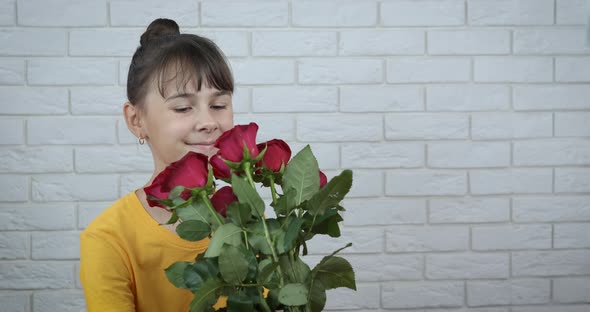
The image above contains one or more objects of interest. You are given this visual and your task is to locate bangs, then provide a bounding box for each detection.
[153,36,234,99]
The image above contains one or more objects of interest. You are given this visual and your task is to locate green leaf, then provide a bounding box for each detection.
[231,174,265,217]
[258,258,279,286]
[184,264,205,291]
[177,200,217,225]
[163,209,179,225]
[189,278,225,312]
[192,258,219,281]
[307,278,326,312]
[305,169,353,216]
[169,185,186,200]
[271,187,297,216]
[227,291,255,312]
[204,223,243,258]
[313,256,356,291]
[279,255,310,284]
[164,261,192,289]
[283,218,305,251]
[219,245,249,284]
[176,220,211,241]
[283,145,320,206]
[309,210,343,238]
[227,202,251,227]
[278,283,308,306]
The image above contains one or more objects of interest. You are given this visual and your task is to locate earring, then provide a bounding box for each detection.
[138,136,145,145]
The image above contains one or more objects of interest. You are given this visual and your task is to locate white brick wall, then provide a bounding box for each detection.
[1,0,589,311]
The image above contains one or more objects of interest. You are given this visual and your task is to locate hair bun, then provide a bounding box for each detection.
[140,18,180,47]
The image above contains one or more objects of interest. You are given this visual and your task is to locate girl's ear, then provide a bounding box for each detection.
[123,102,145,139]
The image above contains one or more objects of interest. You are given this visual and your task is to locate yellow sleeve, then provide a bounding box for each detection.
[79,231,135,312]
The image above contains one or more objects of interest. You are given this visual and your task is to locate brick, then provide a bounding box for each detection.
[202,1,287,26]
[386,226,468,252]
[514,139,590,166]
[0,262,74,289]
[0,87,68,114]
[557,0,588,24]
[110,0,198,26]
[252,86,337,112]
[557,57,590,82]
[32,231,79,260]
[381,0,464,26]
[75,146,153,173]
[0,119,23,144]
[231,59,294,85]
[18,0,106,26]
[514,85,590,110]
[0,59,24,84]
[386,170,467,196]
[472,224,551,250]
[556,168,590,193]
[33,290,86,312]
[0,147,72,173]
[340,30,424,55]
[70,29,141,56]
[512,306,590,312]
[0,204,75,230]
[429,142,510,168]
[472,112,552,139]
[341,85,423,112]
[512,250,590,276]
[467,279,550,306]
[28,58,117,86]
[297,114,382,142]
[235,114,295,142]
[556,112,590,136]
[0,292,29,312]
[427,85,510,111]
[299,58,382,84]
[554,223,590,248]
[0,232,27,259]
[343,170,383,198]
[428,30,510,55]
[342,142,423,169]
[427,253,509,279]
[289,143,339,170]
[78,202,111,229]
[328,254,422,281]
[0,0,15,25]
[388,57,470,83]
[515,28,590,54]
[513,196,590,222]
[468,0,554,25]
[231,87,250,113]
[474,57,552,82]
[253,31,336,56]
[470,169,553,195]
[28,117,116,145]
[342,198,426,226]
[192,31,249,57]
[553,277,590,303]
[70,86,126,115]
[306,228,383,255]
[430,197,510,223]
[382,281,464,308]
[0,175,27,202]
[385,113,468,140]
[325,284,380,310]
[293,1,376,27]
[32,174,118,202]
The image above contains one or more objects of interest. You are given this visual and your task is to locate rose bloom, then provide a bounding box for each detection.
[210,186,237,217]
[256,139,291,172]
[211,122,260,178]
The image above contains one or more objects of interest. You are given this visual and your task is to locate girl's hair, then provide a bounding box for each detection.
[127,18,234,109]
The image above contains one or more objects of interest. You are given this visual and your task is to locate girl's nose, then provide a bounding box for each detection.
[195,110,218,133]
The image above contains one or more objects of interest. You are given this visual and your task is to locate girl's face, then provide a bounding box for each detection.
[140,76,234,173]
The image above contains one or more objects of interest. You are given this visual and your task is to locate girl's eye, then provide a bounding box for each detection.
[174,107,191,113]
[211,105,226,110]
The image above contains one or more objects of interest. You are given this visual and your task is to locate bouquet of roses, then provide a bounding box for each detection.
[145,123,355,312]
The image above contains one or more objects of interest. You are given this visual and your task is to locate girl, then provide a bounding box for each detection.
[79,18,233,311]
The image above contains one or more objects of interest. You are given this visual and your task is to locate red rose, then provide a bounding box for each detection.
[210,153,231,179]
[319,170,327,189]
[210,186,237,217]
[144,152,209,208]
[214,123,260,162]
[256,139,291,172]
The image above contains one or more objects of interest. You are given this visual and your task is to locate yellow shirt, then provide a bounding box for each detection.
[79,190,225,311]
